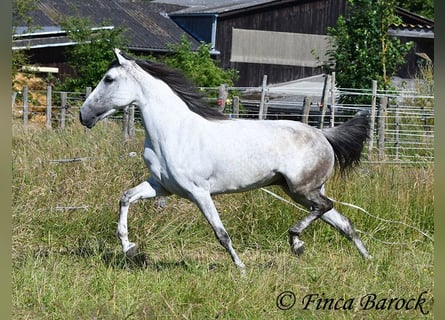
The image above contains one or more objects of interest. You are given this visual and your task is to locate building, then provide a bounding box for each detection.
[12,0,200,75]
[13,0,434,86]
[165,0,434,86]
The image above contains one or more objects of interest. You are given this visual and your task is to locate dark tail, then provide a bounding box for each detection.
[322,114,370,173]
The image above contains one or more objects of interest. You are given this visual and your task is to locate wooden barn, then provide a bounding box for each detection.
[12,0,200,76]
[14,0,434,87]
[165,0,433,86]
[390,7,434,78]
[168,0,346,86]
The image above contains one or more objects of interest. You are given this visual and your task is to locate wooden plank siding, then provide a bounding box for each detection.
[214,0,348,86]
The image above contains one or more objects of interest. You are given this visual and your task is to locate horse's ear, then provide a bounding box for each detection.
[114,48,129,66]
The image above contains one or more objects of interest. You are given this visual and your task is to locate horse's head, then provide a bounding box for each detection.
[79,49,140,128]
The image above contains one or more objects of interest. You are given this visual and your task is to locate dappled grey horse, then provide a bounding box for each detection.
[80,49,371,272]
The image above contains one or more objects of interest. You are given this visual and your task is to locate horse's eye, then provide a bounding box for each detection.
[104,75,114,84]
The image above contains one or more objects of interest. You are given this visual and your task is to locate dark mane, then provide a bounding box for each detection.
[112,53,228,120]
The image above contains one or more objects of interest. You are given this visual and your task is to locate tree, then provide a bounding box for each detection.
[396,0,434,20]
[12,0,39,82]
[57,16,128,92]
[319,0,412,102]
[162,36,238,88]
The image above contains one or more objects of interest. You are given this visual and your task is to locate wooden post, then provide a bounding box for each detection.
[368,80,378,160]
[394,103,400,160]
[377,96,387,161]
[12,92,17,112]
[123,105,129,140]
[23,85,29,126]
[302,96,311,124]
[319,75,331,129]
[232,96,239,118]
[129,105,135,138]
[46,85,52,129]
[329,72,336,127]
[217,84,228,112]
[85,87,92,98]
[258,75,268,120]
[60,92,67,129]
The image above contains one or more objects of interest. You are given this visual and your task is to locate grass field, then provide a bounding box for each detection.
[12,120,433,319]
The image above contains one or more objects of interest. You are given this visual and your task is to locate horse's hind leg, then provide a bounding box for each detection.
[287,189,333,255]
[320,208,372,259]
[285,185,371,259]
[318,185,371,259]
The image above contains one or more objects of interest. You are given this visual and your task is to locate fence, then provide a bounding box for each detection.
[12,85,89,129]
[12,78,434,164]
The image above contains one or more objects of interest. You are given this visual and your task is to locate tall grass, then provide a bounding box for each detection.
[12,121,433,319]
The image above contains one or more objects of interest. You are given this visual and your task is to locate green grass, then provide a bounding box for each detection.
[12,121,434,319]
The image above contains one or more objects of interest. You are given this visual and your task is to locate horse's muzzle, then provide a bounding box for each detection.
[79,109,95,129]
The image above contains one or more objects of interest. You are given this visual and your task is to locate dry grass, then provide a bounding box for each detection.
[12,120,433,319]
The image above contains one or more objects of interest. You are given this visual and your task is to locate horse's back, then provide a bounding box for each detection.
[196,119,335,194]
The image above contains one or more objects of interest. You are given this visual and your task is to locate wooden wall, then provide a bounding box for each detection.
[215,0,348,86]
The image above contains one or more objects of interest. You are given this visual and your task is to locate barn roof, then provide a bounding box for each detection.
[389,7,434,39]
[13,0,200,52]
[153,0,274,13]
[165,0,295,16]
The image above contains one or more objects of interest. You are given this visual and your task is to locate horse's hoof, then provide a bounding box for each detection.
[125,242,137,257]
[291,239,305,256]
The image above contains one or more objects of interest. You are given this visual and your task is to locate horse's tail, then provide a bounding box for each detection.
[322,114,370,173]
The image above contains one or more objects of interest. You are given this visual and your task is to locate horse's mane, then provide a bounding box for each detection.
[109,53,228,120]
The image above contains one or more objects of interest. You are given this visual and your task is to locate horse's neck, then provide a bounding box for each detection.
[137,77,204,153]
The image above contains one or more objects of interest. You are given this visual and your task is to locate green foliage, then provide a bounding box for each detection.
[12,0,38,33]
[57,16,128,92]
[319,0,412,102]
[396,0,434,19]
[162,36,238,88]
[12,0,39,83]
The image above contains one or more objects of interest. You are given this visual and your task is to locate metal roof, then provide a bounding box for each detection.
[165,0,275,15]
[13,0,200,52]
[388,24,434,39]
[389,7,434,39]
[153,0,273,12]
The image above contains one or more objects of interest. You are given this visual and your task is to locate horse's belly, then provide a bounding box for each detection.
[207,162,284,194]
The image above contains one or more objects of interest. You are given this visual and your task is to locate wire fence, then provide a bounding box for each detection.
[12,81,434,165]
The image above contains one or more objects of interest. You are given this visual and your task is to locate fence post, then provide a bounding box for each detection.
[46,85,52,129]
[128,105,135,138]
[368,80,378,160]
[302,96,311,124]
[12,91,17,112]
[23,85,29,127]
[258,75,268,120]
[329,72,336,127]
[377,96,387,160]
[60,92,67,129]
[123,105,129,140]
[232,96,239,118]
[217,84,228,112]
[85,87,92,98]
[394,103,399,160]
[319,75,331,129]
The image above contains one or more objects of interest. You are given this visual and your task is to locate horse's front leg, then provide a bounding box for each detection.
[118,178,169,256]
[190,190,246,274]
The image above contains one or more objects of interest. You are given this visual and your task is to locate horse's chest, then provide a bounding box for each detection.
[143,147,164,180]
[142,148,187,193]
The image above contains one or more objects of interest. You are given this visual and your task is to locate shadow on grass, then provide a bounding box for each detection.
[65,242,225,273]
